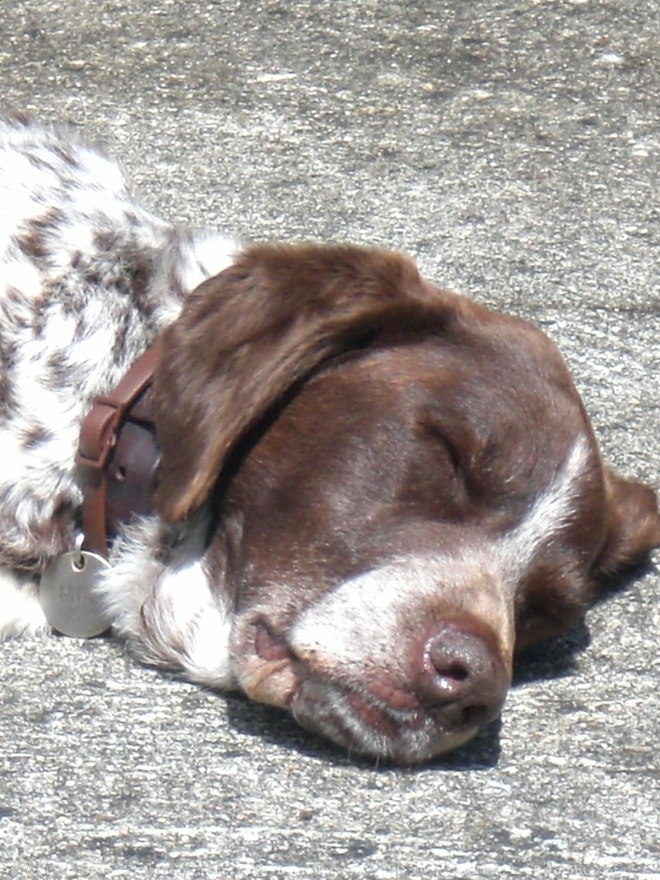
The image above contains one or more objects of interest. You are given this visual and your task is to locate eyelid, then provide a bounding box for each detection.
[442,434,462,476]
[418,418,463,475]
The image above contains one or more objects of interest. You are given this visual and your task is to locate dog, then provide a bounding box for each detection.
[1,115,659,763]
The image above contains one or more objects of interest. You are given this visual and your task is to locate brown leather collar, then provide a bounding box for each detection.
[76,340,162,557]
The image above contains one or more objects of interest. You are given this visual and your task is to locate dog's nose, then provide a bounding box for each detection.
[419,624,509,728]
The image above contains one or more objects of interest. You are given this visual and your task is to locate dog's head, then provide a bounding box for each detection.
[151,244,660,763]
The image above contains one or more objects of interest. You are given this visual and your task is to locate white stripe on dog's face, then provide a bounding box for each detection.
[499,436,590,580]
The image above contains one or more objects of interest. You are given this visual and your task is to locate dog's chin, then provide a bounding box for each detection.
[289,678,481,764]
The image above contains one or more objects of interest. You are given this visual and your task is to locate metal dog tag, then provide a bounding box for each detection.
[40,549,112,638]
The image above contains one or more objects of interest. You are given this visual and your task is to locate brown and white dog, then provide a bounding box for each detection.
[1,116,659,763]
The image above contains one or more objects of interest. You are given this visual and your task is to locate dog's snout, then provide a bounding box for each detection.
[419,625,509,726]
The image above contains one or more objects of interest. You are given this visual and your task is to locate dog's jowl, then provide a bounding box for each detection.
[1,116,658,763]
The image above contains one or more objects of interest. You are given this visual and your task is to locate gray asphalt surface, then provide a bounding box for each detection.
[1,1,659,878]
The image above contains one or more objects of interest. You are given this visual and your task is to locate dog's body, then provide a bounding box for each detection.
[1,116,659,763]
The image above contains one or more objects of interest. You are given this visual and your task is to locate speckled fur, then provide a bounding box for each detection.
[0,115,237,571]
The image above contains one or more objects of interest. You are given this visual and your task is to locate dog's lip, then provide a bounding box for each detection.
[291,680,418,749]
[253,617,295,662]
[229,616,304,709]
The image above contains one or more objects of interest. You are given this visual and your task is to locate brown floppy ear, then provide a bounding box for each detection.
[594,467,660,577]
[151,243,452,523]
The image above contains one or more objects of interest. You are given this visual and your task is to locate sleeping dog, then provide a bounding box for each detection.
[1,115,658,763]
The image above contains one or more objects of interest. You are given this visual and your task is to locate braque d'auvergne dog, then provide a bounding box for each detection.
[1,114,658,763]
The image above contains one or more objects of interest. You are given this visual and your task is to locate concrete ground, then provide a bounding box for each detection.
[1,1,659,878]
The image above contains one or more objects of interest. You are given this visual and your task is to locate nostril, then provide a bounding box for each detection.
[432,655,470,684]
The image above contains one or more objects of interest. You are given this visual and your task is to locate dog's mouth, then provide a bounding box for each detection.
[231,617,506,763]
[289,677,485,764]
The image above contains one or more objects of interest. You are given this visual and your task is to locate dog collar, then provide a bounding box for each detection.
[76,339,163,558]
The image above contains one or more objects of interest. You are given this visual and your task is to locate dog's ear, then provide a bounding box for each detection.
[151,243,453,523]
[595,467,660,577]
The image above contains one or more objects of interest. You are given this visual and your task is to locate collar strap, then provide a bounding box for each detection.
[76,340,162,558]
